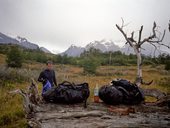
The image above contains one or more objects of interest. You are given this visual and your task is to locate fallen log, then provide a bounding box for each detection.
[9,80,42,127]
[143,88,166,100]
[145,95,170,108]
[143,88,170,108]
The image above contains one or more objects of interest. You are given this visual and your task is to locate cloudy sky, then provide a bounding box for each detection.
[0,0,170,53]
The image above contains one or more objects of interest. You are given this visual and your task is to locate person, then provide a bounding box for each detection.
[38,61,57,89]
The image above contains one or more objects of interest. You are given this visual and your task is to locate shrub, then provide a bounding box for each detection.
[82,57,100,74]
[0,65,39,86]
[6,46,23,68]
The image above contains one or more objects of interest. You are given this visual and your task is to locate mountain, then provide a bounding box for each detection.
[85,39,121,52]
[61,44,85,57]
[0,32,20,45]
[40,47,51,53]
[62,40,121,57]
[0,32,51,53]
[16,36,39,50]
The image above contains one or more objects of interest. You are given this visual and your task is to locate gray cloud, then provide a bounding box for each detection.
[0,0,170,53]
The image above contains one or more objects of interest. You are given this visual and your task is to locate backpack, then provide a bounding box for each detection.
[42,81,90,107]
[99,79,144,105]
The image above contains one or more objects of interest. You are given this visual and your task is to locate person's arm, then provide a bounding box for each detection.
[53,70,57,86]
[38,71,46,84]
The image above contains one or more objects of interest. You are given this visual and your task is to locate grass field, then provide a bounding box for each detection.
[0,54,170,127]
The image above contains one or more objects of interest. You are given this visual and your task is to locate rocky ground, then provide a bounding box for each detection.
[31,102,170,128]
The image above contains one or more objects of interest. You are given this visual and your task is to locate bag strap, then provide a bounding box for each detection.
[58,81,76,89]
[59,81,72,85]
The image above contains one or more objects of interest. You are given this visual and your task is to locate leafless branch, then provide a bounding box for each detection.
[116,24,133,47]
[140,22,157,45]
[121,18,124,29]
[138,26,143,44]
[120,18,131,29]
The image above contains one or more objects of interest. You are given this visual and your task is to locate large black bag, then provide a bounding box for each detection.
[42,81,90,106]
[99,79,144,105]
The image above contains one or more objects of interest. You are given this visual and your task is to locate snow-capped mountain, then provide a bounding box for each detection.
[85,40,121,52]
[40,47,51,53]
[62,40,121,57]
[16,36,39,49]
[61,44,85,57]
[0,32,51,53]
[0,32,20,45]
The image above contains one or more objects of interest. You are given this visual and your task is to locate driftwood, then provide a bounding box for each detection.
[9,80,41,128]
[143,88,170,107]
[9,89,36,116]
[145,95,170,107]
[143,88,166,100]
[28,79,41,105]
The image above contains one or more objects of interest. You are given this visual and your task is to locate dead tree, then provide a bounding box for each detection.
[116,19,169,86]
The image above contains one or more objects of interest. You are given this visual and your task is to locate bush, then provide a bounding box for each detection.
[82,57,100,74]
[6,46,23,68]
[0,65,39,86]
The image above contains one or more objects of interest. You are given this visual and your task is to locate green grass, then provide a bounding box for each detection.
[0,86,27,128]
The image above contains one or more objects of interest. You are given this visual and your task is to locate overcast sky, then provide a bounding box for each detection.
[0,0,170,53]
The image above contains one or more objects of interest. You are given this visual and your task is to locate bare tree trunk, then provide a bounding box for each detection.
[135,48,142,86]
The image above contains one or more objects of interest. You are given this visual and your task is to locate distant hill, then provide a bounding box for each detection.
[0,32,51,53]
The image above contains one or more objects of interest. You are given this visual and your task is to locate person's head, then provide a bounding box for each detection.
[46,60,53,69]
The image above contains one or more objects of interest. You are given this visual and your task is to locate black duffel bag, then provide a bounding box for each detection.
[42,81,90,107]
[99,79,144,105]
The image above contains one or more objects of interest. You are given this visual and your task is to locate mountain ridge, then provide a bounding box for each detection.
[0,32,51,53]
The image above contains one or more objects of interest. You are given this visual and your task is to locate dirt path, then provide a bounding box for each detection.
[32,103,170,128]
